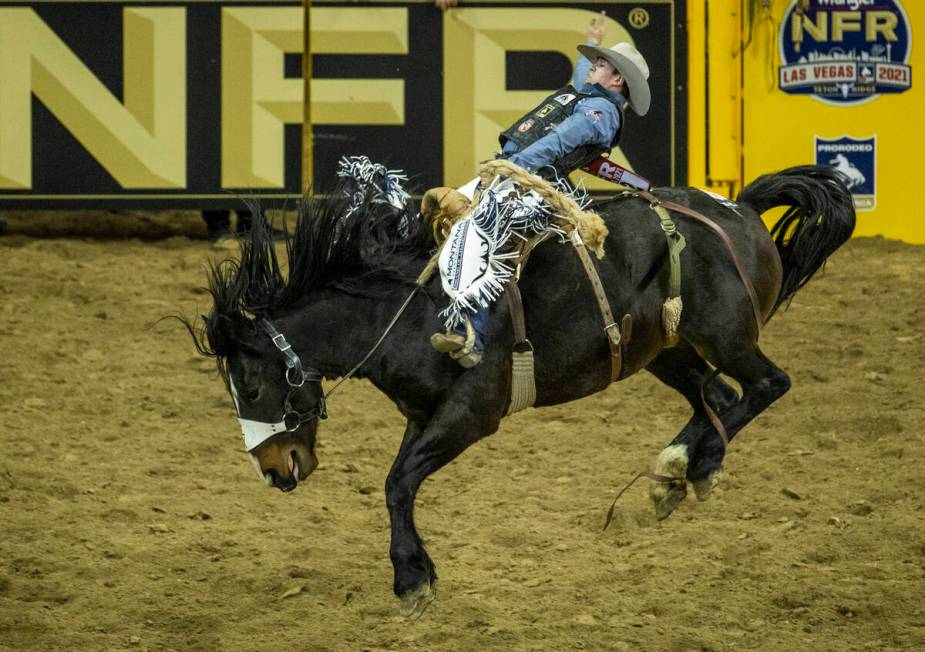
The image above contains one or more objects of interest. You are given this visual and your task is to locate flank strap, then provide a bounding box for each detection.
[637,190,764,333]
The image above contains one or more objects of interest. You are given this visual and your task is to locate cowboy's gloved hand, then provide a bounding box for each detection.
[587,10,606,45]
[435,0,458,9]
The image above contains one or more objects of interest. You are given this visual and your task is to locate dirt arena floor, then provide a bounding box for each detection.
[1,211,923,651]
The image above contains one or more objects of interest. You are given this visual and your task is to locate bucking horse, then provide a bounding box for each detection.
[184,163,855,617]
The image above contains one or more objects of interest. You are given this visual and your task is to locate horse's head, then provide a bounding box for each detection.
[209,313,325,492]
[830,153,848,166]
[185,176,428,492]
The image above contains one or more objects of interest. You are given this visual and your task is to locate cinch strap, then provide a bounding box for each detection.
[569,229,631,382]
[637,190,764,334]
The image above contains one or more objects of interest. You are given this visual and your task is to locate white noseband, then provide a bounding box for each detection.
[230,377,288,451]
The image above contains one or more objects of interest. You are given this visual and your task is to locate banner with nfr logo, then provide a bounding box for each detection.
[779,0,912,105]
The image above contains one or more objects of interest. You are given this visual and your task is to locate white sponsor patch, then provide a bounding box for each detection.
[440,217,491,294]
[699,188,740,211]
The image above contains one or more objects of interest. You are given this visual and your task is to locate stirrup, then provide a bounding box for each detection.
[452,348,482,368]
[430,318,482,367]
[449,318,482,368]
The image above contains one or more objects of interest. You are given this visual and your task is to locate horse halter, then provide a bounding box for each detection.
[232,318,328,452]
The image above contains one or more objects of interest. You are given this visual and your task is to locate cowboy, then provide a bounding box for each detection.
[499,46,650,179]
[431,15,651,367]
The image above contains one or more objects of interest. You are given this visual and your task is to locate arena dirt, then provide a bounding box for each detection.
[0,212,923,651]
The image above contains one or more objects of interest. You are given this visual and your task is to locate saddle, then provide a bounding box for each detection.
[420,165,642,414]
[421,163,763,418]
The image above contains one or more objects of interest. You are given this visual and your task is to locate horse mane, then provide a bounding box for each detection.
[184,182,433,361]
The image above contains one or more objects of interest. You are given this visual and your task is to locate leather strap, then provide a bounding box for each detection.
[505,278,537,414]
[637,190,764,333]
[602,470,684,531]
[506,279,528,347]
[650,204,686,300]
[569,229,625,381]
[700,368,730,447]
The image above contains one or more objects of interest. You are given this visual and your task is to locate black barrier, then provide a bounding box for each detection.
[0,0,685,209]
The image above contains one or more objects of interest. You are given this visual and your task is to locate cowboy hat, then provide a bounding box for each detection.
[576,42,651,116]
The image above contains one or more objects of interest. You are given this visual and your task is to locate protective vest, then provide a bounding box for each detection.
[499,84,625,177]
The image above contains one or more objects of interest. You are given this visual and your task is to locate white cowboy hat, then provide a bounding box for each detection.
[576,42,651,116]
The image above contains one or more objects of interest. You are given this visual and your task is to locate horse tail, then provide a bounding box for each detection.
[737,164,856,315]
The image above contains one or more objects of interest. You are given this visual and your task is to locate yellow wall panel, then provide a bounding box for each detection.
[741,0,922,243]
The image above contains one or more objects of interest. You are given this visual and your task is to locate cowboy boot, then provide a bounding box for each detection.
[430,317,483,368]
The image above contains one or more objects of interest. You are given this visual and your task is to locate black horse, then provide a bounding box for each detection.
[185,165,855,617]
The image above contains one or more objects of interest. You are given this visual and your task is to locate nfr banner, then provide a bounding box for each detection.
[0,1,685,209]
[0,0,304,209]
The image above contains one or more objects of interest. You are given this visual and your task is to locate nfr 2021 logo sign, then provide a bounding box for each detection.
[779,0,912,105]
[815,135,876,210]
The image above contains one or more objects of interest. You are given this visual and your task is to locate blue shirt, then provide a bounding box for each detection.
[501,49,626,173]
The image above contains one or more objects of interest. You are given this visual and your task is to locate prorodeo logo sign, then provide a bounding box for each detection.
[815,135,876,210]
[779,0,912,105]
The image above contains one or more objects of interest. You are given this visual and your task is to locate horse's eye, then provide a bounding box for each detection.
[241,386,261,402]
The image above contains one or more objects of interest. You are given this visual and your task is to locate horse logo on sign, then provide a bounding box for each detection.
[779,0,912,105]
[815,136,876,211]
[829,154,865,190]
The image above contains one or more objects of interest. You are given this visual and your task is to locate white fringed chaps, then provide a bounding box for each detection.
[437,181,570,330]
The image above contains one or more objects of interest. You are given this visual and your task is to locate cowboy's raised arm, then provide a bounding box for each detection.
[574,11,607,85]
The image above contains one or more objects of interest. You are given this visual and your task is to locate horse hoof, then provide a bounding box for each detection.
[692,467,722,501]
[650,444,689,520]
[652,481,687,520]
[399,580,436,620]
